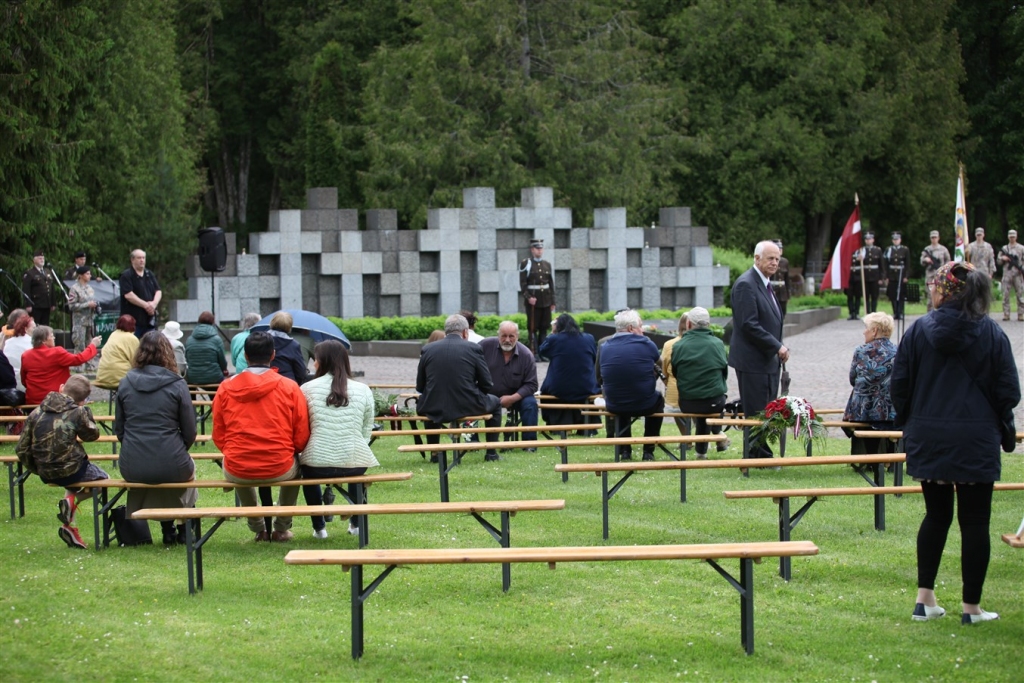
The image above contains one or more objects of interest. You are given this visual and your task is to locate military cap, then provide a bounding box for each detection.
[891,232,901,239]
[929,230,939,238]
[1009,229,1018,237]
[74,250,87,258]
[530,238,544,248]
[864,232,874,239]
[975,227,985,235]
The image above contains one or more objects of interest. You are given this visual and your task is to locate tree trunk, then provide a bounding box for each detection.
[803,211,832,279]
[518,0,530,80]
[210,136,252,229]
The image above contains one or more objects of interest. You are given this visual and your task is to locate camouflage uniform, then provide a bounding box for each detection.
[67,281,98,370]
[919,242,950,312]
[998,242,1024,320]
[965,239,996,278]
[15,392,100,482]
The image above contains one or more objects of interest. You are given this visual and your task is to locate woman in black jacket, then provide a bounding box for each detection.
[891,261,1020,625]
[268,311,309,385]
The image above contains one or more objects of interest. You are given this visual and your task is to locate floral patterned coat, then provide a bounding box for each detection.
[843,338,897,424]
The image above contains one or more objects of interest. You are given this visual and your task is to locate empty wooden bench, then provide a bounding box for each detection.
[286,540,819,658]
[556,453,906,539]
[398,434,725,502]
[60,473,412,550]
[724,482,1024,580]
[135,498,564,594]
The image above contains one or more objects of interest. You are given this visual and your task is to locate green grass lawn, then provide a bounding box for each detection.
[2,415,1021,682]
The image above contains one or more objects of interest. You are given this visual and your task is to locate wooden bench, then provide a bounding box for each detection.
[58,473,412,550]
[285,540,819,658]
[724,483,1024,580]
[398,435,726,503]
[134,498,564,595]
[1,451,223,520]
[1003,516,1024,549]
[0,414,115,423]
[556,453,906,539]
[707,417,871,458]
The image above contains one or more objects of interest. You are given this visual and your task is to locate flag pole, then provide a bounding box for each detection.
[857,193,866,317]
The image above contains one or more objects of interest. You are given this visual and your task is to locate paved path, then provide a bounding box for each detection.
[353,315,1024,424]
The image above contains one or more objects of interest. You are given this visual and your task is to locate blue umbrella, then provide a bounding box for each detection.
[252,309,350,349]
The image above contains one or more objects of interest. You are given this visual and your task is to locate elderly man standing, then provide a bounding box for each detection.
[599,309,663,461]
[998,229,1024,321]
[213,331,310,542]
[119,249,162,337]
[478,321,538,459]
[416,314,501,462]
[729,241,788,461]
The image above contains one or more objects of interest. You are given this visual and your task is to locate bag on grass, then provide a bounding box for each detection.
[110,505,152,546]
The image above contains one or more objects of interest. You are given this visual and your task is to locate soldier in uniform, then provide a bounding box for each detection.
[919,230,951,312]
[845,249,863,320]
[883,232,911,320]
[67,266,99,371]
[770,239,791,317]
[22,250,55,326]
[965,227,996,278]
[857,232,884,314]
[519,238,555,352]
[997,229,1024,321]
[62,251,88,282]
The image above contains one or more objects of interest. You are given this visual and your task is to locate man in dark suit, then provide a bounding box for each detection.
[416,313,501,461]
[728,241,789,460]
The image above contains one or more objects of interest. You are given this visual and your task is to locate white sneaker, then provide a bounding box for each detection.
[313,528,328,540]
[911,603,945,621]
[961,609,999,625]
[347,523,360,536]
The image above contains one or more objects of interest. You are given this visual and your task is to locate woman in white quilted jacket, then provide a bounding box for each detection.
[299,340,379,539]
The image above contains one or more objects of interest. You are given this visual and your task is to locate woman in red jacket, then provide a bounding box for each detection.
[20,326,102,405]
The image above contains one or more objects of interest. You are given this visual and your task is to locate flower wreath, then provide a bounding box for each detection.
[749,395,828,448]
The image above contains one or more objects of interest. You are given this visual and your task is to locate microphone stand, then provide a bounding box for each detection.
[1,268,35,312]
[46,264,72,336]
[91,263,116,282]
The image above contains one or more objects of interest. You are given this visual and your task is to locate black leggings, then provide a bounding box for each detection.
[917,481,993,604]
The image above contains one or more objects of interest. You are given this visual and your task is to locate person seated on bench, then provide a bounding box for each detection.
[1,350,25,409]
[892,261,1021,625]
[415,314,501,463]
[21,325,102,405]
[670,307,729,460]
[300,340,378,539]
[95,315,139,390]
[599,309,663,461]
[479,321,538,459]
[842,312,897,456]
[213,331,310,542]
[184,311,228,388]
[115,332,198,546]
[14,375,106,549]
[539,313,599,430]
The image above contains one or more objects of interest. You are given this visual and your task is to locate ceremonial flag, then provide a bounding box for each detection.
[954,166,967,262]
[820,204,862,291]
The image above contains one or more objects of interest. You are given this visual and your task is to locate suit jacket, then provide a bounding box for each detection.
[727,266,783,375]
[416,333,494,423]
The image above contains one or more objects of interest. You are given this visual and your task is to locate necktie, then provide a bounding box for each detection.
[767,282,780,314]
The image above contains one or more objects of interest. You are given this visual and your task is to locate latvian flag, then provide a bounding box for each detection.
[820,205,861,291]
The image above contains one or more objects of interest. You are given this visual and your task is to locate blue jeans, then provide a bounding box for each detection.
[485,394,538,445]
[300,465,367,531]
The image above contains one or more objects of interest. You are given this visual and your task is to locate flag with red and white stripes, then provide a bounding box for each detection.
[820,205,862,291]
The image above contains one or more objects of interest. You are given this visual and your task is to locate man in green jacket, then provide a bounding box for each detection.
[670,307,729,459]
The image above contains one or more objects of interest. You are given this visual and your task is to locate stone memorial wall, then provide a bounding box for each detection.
[169,186,729,324]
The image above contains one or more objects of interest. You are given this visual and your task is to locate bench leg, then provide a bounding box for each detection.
[706,557,756,655]
[438,451,450,503]
[501,511,511,592]
[350,563,398,659]
[186,518,198,594]
[777,496,817,581]
[679,449,687,504]
[602,472,610,540]
[779,429,787,458]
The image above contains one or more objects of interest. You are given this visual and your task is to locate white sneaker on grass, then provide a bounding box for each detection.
[313,528,328,540]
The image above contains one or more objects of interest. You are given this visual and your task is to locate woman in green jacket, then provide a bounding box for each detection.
[184,311,227,386]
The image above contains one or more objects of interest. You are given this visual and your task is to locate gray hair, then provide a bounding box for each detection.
[241,312,261,330]
[498,320,519,335]
[753,240,776,257]
[613,309,641,332]
[444,314,469,335]
[31,325,53,348]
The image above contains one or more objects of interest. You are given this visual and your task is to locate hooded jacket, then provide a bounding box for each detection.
[115,365,197,484]
[95,329,139,388]
[891,305,1020,483]
[213,367,310,480]
[268,330,308,385]
[15,391,99,480]
[184,323,227,385]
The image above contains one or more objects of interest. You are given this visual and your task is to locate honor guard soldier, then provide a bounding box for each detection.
[998,229,1024,321]
[919,230,950,312]
[63,251,88,281]
[770,239,791,317]
[856,232,884,314]
[845,249,863,320]
[883,232,911,320]
[519,238,555,352]
[965,227,996,278]
[22,249,56,326]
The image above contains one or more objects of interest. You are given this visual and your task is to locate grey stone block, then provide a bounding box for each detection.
[571,249,589,269]
[691,226,709,246]
[379,230,398,252]
[593,208,627,229]
[225,232,237,255]
[379,296,400,317]
[477,270,500,292]
[420,272,440,293]
[660,249,674,267]
[626,268,644,288]
[307,187,339,210]
[693,246,714,267]
[478,293,498,316]
[382,251,400,273]
[217,278,239,299]
[711,264,730,285]
[340,232,363,254]
[338,210,359,231]
[642,248,660,268]
[513,207,535,229]
[380,273,402,295]
[280,274,302,309]
[476,208,515,230]
[551,208,572,229]
[458,209,478,230]
[279,253,302,276]
[399,251,420,272]
[320,253,343,275]
[342,252,361,273]
[642,265,660,288]
[589,230,608,249]
[459,230,479,250]
[418,229,441,252]
[552,250,572,270]
[237,254,259,277]
[439,251,459,272]
[606,247,626,271]
[627,249,642,268]
[400,272,419,295]
[625,228,645,249]
[427,208,459,232]
[496,229,515,250]
[258,276,281,298]
[660,267,677,287]
[300,232,322,253]
[476,229,496,251]
[341,294,363,318]
[173,299,200,323]
[674,227,693,247]
[642,286,660,310]
[400,293,420,316]
[627,289,642,309]
[477,250,497,270]
[218,298,241,322]
[674,247,692,267]
[362,252,382,274]
[463,187,496,209]
[251,232,281,255]
[588,250,607,269]
[280,231,301,254]
[521,187,553,209]
[318,295,340,317]
[258,255,279,276]
[321,231,339,253]
[398,231,419,251]
[570,228,590,249]
[695,285,714,309]
[497,249,519,273]
[659,207,692,229]
[277,210,301,233]
[571,289,590,311]
[239,298,260,318]
[366,209,397,231]
[361,231,380,252]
